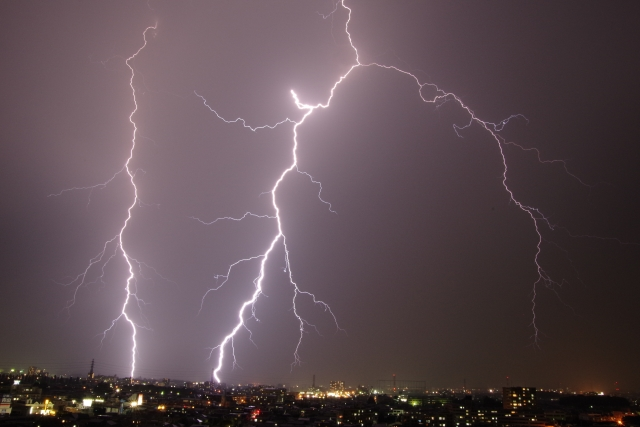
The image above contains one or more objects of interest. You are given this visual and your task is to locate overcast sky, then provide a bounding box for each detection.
[1,1,639,391]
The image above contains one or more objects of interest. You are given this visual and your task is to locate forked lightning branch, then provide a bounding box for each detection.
[55,2,587,381]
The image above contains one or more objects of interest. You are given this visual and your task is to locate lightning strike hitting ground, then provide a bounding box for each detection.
[53,2,624,383]
[52,24,157,379]
[195,1,599,381]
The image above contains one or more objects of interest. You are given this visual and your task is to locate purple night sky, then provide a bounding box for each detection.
[1,1,639,391]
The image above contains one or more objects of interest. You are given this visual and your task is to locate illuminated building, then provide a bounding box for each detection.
[503,387,536,410]
[330,380,345,392]
[0,394,11,416]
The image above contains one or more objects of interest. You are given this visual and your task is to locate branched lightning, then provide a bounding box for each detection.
[195,91,295,132]
[53,24,157,379]
[197,0,603,380]
[190,212,276,226]
[54,2,630,382]
[197,98,343,380]
[48,168,125,208]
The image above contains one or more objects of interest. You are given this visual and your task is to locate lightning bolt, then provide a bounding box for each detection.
[197,0,598,381]
[53,2,625,382]
[196,94,343,380]
[52,24,157,379]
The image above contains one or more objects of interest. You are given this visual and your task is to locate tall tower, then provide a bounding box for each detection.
[88,359,95,379]
[312,374,316,389]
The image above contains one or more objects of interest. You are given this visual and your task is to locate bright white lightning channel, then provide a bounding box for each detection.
[197,0,595,381]
[195,91,342,382]
[52,24,157,379]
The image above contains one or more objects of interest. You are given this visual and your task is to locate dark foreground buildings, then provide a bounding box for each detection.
[1,372,639,427]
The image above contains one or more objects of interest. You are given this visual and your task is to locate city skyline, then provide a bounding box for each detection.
[0,1,639,391]
[0,365,630,396]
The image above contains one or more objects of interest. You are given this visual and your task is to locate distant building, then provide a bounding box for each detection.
[503,387,536,410]
[452,396,500,427]
[0,394,11,416]
[500,412,547,427]
[10,384,42,402]
[330,380,345,392]
[407,394,452,408]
